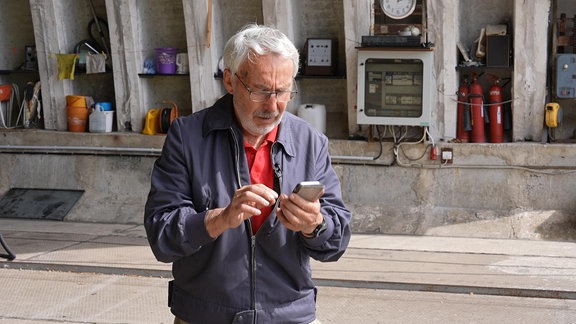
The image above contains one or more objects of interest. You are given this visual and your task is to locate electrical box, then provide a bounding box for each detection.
[556,54,576,99]
[486,36,511,68]
[302,38,337,76]
[441,148,453,164]
[357,49,433,126]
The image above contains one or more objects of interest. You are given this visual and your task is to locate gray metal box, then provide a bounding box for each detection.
[486,36,511,68]
[556,54,576,99]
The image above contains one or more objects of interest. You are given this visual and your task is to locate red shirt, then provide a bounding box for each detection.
[244,126,278,234]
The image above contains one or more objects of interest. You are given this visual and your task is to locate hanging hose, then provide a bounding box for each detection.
[0,232,16,260]
[0,84,22,129]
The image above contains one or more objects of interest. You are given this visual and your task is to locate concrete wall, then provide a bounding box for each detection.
[0,131,164,224]
[1,1,576,242]
[1,130,575,242]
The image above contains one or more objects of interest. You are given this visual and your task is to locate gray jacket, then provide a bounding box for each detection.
[144,94,351,324]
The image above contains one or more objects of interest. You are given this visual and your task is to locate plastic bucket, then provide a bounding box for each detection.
[155,48,178,74]
[66,95,86,108]
[95,102,112,111]
[89,110,114,133]
[67,105,89,132]
[65,95,89,132]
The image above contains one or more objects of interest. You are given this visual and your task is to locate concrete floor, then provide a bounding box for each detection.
[2,218,576,323]
[2,269,576,324]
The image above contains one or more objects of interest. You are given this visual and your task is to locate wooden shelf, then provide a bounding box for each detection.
[456,66,513,72]
[213,74,346,80]
[0,69,39,75]
[138,73,190,78]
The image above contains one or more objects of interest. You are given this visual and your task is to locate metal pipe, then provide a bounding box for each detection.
[331,155,378,161]
[0,145,161,155]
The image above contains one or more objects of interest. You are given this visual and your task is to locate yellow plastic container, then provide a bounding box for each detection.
[142,108,160,135]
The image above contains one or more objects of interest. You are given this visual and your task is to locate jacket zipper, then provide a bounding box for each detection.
[271,142,282,191]
[230,127,257,314]
[250,234,256,312]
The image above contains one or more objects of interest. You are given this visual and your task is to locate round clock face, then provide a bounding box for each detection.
[380,0,417,20]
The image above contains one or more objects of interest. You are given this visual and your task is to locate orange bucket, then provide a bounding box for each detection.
[66,95,86,108]
[66,95,91,132]
[67,105,89,132]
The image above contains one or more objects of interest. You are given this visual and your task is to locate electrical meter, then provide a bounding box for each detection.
[302,38,336,76]
[556,54,576,99]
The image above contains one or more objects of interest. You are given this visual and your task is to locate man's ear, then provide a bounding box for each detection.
[223,69,234,94]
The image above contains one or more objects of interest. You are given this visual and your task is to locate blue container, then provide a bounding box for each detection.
[95,102,112,111]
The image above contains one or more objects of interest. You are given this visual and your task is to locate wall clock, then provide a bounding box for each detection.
[379,0,417,20]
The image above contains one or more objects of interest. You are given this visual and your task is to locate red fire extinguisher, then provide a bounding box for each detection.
[468,75,485,143]
[456,78,470,142]
[488,77,504,143]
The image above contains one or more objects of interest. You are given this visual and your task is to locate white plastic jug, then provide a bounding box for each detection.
[297,104,326,134]
[89,109,114,133]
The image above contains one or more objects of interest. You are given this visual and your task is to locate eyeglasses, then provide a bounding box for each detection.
[234,73,297,103]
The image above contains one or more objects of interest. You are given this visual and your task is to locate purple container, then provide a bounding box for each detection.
[155,48,178,74]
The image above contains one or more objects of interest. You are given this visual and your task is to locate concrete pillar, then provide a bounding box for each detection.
[105,0,145,132]
[343,0,372,136]
[183,0,225,113]
[29,0,74,131]
[512,0,551,142]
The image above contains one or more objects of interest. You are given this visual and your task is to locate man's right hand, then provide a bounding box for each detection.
[204,184,277,238]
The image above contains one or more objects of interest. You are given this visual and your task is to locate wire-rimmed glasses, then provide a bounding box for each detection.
[235,73,297,103]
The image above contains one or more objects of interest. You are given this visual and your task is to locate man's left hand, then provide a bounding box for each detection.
[276,193,323,235]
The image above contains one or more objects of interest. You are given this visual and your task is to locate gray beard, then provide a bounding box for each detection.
[242,112,283,136]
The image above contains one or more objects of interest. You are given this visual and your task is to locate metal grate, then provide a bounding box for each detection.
[0,188,84,221]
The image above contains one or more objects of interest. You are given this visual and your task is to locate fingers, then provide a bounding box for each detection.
[228,184,278,219]
[235,184,277,207]
[277,193,321,232]
[207,184,278,237]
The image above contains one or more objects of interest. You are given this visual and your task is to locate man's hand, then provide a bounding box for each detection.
[205,184,277,238]
[276,191,323,235]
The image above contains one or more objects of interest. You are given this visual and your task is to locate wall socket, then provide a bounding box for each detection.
[441,148,453,164]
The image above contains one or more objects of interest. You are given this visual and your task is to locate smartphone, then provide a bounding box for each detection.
[292,181,324,201]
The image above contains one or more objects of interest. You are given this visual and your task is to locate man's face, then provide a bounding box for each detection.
[225,54,295,138]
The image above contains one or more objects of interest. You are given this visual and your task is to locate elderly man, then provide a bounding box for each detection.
[145,24,351,324]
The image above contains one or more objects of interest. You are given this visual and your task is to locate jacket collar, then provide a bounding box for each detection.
[202,94,237,134]
[202,93,297,158]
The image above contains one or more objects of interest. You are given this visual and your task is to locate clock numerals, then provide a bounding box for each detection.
[381,0,417,20]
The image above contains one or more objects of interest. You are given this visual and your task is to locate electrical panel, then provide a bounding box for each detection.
[357,49,433,126]
[556,54,576,99]
[302,38,336,76]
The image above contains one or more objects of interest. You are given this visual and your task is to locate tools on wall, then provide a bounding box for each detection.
[72,0,111,73]
[0,84,21,128]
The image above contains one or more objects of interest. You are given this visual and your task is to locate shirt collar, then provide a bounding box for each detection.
[244,125,278,150]
[266,125,279,144]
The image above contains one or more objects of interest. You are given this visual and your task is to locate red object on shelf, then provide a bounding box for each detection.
[469,77,485,143]
[456,79,470,142]
[488,79,504,143]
